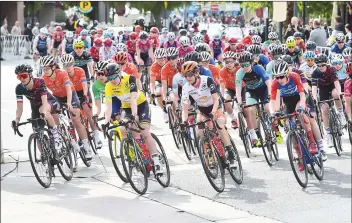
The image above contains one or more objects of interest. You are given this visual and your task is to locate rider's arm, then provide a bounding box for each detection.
[80,69,88,96]
[15,87,24,121]
[254,65,271,96]
[99,47,104,61]
[181,88,190,123]
[104,83,113,123]
[293,74,306,107]
[208,78,220,114]
[47,38,52,53]
[148,45,154,62]
[161,67,168,100]
[334,80,342,95]
[311,70,319,101]
[136,43,141,64]
[129,76,138,116]
[270,81,278,113]
[92,84,102,116]
[61,39,66,54]
[32,36,38,52]
[235,69,245,103]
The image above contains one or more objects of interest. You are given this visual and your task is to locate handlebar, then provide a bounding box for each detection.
[60,104,76,117]
[103,118,145,141]
[243,100,268,109]
[186,113,222,130]
[12,116,44,137]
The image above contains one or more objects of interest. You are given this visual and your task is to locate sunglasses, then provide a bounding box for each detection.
[63,62,74,68]
[275,76,286,80]
[317,64,327,67]
[230,44,237,46]
[225,60,235,64]
[81,34,87,37]
[182,45,189,48]
[288,46,295,49]
[104,44,112,47]
[270,39,277,41]
[337,42,344,44]
[96,72,105,76]
[168,55,177,60]
[295,38,301,40]
[241,63,251,68]
[273,55,282,60]
[236,49,244,53]
[156,57,166,61]
[151,32,158,34]
[17,73,29,80]
[75,47,83,50]
[183,73,196,78]
[332,61,343,66]
[305,58,315,62]
[42,66,52,71]
[107,74,119,81]
[95,44,102,47]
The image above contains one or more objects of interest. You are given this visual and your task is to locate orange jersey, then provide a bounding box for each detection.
[220,66,244,90]
[161,62,178,86]
[43,69,75,98]
[208,64,221,85]
[122,63,139,79]
[150,62,163,81]
[68,67,86,92]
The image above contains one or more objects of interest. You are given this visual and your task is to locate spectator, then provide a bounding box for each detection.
[308,19,327,47]
[332,16,345,37]
[192,22,199,33]
[32,22,40,36]
[11,21,22,35]
[1,23,10,36]
[346,23,352,47]
[304,19,314,41]
[48,21,55,34]
[2,16,7,26]
[24,23,33,59]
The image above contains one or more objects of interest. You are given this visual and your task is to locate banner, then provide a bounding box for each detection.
[273,2,287,22]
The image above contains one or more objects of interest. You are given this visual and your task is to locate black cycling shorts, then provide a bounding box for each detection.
[123,101,151,124]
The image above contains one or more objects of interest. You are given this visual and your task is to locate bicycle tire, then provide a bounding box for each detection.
[79,144,92,167]
[108,130,128,183]
[287,131,308,188]
[28,133,52,188]
[311,151,324,181]
[238,112,251,158]
[120,138,148,195]
[258,117,274,166]
[168,106,180,149]
[89,131,98,155]
[180,130,193,160]
[348,121,352,145]
[151,133,170,187]
[57,133,73,181]
[189,126,198,155]
[60,125,78,172]
[329,111,342,156]
[198,137,225,193]
[227,138,243,185]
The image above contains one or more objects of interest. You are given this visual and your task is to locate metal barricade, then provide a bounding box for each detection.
[1,35,30,60]
[317,46,330,56]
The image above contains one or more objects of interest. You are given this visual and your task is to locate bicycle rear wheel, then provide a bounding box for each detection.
[180,130,193,160]
[258,117,274,166]
[238,112,251,158]
[151,133,170,187]
[108,130,128,183]
[57,133,73,181]
[28,133,52,188]
[287,131,308,188]
[168,107,181,149]
[198,137,225,193]
[79,143,92,167]
[329,111,342,156]
[311,151,324,181]
[227,138,243,185]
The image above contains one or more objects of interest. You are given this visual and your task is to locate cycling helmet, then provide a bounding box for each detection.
[166,47,178,57]
[235,43,245,52]
[94,38,103,46]
[39,27,48,35]
[181,61,199,74]
[247,45,261,55]
[201,29,207,34]
[196,34,204,41]
[90,29,97,35]
[315,54,328,64]
[104,32,112,39]
[278,55,293,65]
[179,36,190,46]
[104,63,121,77]
[335,33,345,42]
[130,32,138,40]
[154,48,167,59]
[272,60,289,76]
[15,64,33,75]
[268,32,278,40]
[191,35,201,45]
[303,51,316,60]
[97,28,104,34]
[40,55,56,67]
[135,25,142,32]
[331,54,344,63]
[103,38,113,46]
[281,44,288,52]
[228,37,237,44]
[73,40,85,48]
[80,29,88,35]
[271,45,284,56]
[223,51,236,59]
[285,36,296,47]
[267,44,276,54]
[184,52,201,62]
[342,47,352,58]
[150,27,159,33]
[238,52,253,63]
[214,34,220,40]
[200,51,211,62]
[60,54,75,65]
[306,41,317,51]
[55,26,62,32]
[94,61,109,73]
[66,31,74,38]
[116,43,127,52]
[177,57,185,70]
[346,62,352,74]
[167,32,176,40]
[195,43,210,53]
[251,35,262,45]
[161,28,168,34]
[293,32,303,39]
[189,28,195,33]
[179,29,187,36]
[139,31,149,40]
[113,51,128,64]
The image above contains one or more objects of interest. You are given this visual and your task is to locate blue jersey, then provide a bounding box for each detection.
[336,63,348,80]
[258,54,270,68]
[330,43,347,54]
[236,64,269,89]
[212,39,222,54]
[65,39,74,54]
[37,37,48,52]
[200,66,214,79]
[209,58,216,65]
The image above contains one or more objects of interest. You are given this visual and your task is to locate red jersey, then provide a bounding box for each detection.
[161,62,178,86]
[126,40,137,54]
[52,32,64,42]
[43,69,75,98]
[68,67,86,92]
[148,37,160,48]
[89,46,100,60]
[208,64,221,85]
[220,66,243,90]
[122,63,139,79]
[151,62,163,81]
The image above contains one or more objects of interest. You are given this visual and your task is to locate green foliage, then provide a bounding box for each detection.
[297,1,333,20]
[55,8,67,23]
[240,2,273,17]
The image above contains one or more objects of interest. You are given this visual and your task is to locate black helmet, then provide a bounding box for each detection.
[15,64,33,75]
[179,29,187,36]
[195,43,210,53]
[270,45,284,56]
[293,32,303,39]
[315,54,328,64]
[247,45,261,55]
[306,41,317,51]
[184,52,201,62]
[104,63,121,77]
[200,29,207,34]
[239,52,253,63]
[279,55,293,65]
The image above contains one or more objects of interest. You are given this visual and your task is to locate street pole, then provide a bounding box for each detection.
[293,1,298,17]
[1,136,5,164]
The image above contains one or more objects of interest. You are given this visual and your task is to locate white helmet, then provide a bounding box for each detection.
[40,27,48,35]
[40,55,55,67]
[154,48,167,59]
[200,51,211,62]
[179,36,190,46]
[66,31,74,38]
[189,28,195,33]
[272,60,289,76]
[331,54,344,63]
[61,54,75,65]
[167,32,175,40]
[167,47,179,57]
[116,43,127,52]
[94,61,109,72]
[251,35,262,45]
[268,32,278,40]
[335,33,345,42]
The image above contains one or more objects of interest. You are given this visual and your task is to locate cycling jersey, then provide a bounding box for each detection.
[62,38,74,54]
[330,42,347,54]
[265,60,275,78]
[220,66,243,90]
[92,80,106,101]
[311,65,338,87]
[148,36,160,49]
[335,63,348,80]
[292,67,307,83]
[105,74,146,108]
[163,40,180,49]
[172,73,186,94]
[178,45,194,58]
[255,54,270,68]
[161,62,178,86]
[159,36,168,48]
[126,40,137,54]
[182,75,217,107]
[71,51,93,80]
[34,36,50,54]
[210,40,225,55]
[99,46,117,61]
[119,34,129,44]
[16,78,56,107]
[236,65,269,90]
[52,32,64,42]
[136,39,152,53]
[68,67,87,92]
[345,78,352,97]
[285,47,302,65]
[89,46,100,61]
[77,36,92,50]
[208,64,221,85]
[200,66,213,79]
[271,73,304,99]
[42,69,75,98]
[151,62,163,81]
[122,63,139,78]
[299,62,317,83]
[296,41,306,52]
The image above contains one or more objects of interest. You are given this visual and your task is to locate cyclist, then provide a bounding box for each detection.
[223,37,238,53]
[96,28,104,39]
[293,32,306,52]
[71,40,94,85]
[99,38,117,61]
[263,32,281,48]
[201,29,210,44]
[285,36,303,67]
[195,43,216,65]
[61,54,102,148]
[345,62,352,122]
[200,51,221,85]
[235,52,276,146]
[13,64,62,153]
[330,33,347,55]
[77,29,92,50]
[306,41,319,54]
[33,28,51,75]
[270,61,318,171]
[90,38,102,64]
[247,45,269,68]
[251,35,266,55]
[164,32,180,48]
[161,47,179,109]
[180,61,237,168]
[220,51,243,129]
[184,52,213,79]
[159,28,169,48]
[40,55,93,158]
[209,34,225,67]
[178,36,194,58]
[136,31,154,74]
[126,32,138,63]
[311,54,346,148]
[176,29,188,42]
[191,35,202,46]
[102,63,162,174]
[92,61,110,117]
[342,47,352,62]
[61,31,75,55]
[119,30,130,44]
[149,27,160,51]
[299,51,317,86]
[51,26,64,58]
[266,45,284,78]
[150,48,168,122]
[330,54,348,92]
[116,43,133,63]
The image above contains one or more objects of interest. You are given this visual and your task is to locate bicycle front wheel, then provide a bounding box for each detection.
[329,111,342,156]
[258,117,274,166]
[227,138,243,185]
[28,133,52,188]
[57,133,73,181]
[168,106,181,149]
[180,130,193,160]
[108,130,128,183]
[151,133,170,187]
[238,112,251,158]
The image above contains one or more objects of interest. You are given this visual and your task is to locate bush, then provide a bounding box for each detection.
[56,8,67,23]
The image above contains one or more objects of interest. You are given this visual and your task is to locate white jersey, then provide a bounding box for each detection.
[172,73,186,94]
[159,35,168,48]
[181,75,217,107]
[299,62,317,82]
[99,46,117,61]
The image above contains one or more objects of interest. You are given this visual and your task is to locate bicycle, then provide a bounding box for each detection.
[139,65,150,95]
[187,114,243,193]
[275,111,324,188]
[104,118,170,195]
[166,100,182,149]
[12,115,73,188]
[179,111,198,160]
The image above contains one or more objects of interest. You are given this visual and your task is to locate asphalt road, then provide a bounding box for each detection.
[1,59,351,223]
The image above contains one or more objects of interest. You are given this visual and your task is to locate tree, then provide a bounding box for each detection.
[240,2,273,17]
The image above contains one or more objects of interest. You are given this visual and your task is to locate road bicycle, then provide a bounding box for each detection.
[139,65,151,95]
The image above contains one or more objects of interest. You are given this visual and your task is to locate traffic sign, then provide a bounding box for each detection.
[79,1,93,14]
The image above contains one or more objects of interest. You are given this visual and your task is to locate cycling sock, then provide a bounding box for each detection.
[325,127,331,135]
[316,139,324,149]
[249,129,257,140]
[163,107,167,113]
[51,125,59,138]
[82,138,90,149]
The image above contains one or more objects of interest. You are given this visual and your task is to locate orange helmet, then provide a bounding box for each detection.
[181,61,199,74]
[113,51,128,64]
[135,25,142,32]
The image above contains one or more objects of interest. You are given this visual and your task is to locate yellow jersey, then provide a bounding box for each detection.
[105,74,146,108]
